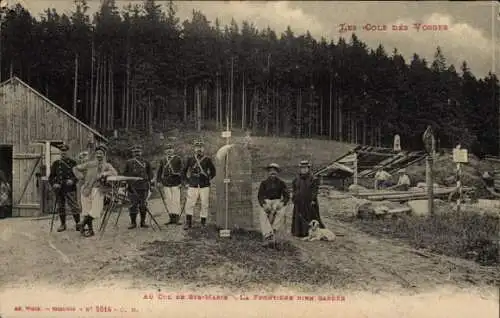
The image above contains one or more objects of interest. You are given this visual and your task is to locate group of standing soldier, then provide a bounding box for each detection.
[48,140,216,237]
[48,138,323,245]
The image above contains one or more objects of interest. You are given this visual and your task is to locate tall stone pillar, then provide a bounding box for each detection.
[210,143,254,230]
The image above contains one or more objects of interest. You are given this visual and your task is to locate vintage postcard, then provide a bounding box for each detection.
[0,1,498,317]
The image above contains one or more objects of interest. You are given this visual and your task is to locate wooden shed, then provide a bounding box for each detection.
[0,76,107,217]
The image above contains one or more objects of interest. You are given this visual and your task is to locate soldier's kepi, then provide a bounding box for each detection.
[48,143,81,232]
[123,144,154,229]
[182,140,216,229]
[156,143,183,225]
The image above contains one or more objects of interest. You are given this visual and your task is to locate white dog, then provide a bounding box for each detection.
[302,220,336,241]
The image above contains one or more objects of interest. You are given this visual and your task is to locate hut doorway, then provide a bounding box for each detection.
[0,145,13,218]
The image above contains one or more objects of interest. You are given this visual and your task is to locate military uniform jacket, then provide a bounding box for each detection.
[49,157,78,193]
[183,155,216,188]
[123,157,153,190]
[257,177,290,207]
[156,155,183,187]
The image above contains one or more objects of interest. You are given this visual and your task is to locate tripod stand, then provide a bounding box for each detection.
[98,176,162,238]
[49,187,62,233]
[49,197,59,233]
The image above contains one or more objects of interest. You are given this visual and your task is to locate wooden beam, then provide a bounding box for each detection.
[13,153,42,159]
[356,150,399,156]
[13,203,39,209]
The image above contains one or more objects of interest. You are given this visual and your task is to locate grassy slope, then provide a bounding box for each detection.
[108,128,356,180]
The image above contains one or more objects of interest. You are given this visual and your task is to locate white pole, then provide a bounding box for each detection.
[45,142,51,177]
[353,152,358,185]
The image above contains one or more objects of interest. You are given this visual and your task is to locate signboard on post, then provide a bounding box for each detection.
[393,134,401,152]
[422,126,435,155]
[222,131,231,138]
[453,147,468,163]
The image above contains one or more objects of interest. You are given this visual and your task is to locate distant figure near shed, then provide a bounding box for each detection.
[213,143,253,230]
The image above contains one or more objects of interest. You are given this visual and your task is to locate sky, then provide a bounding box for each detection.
[7,0,500,78]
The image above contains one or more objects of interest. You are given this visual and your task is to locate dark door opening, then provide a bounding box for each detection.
[0,145,13,218]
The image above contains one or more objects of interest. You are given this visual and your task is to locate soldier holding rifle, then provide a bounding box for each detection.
[156,143,183,225]
[48,143,80,232]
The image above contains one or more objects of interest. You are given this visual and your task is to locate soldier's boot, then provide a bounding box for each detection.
[175,214,182,225]
[165,214,175,225]
[74,214,82,231]
[262,233,275,248]
[139,211,149,228]
[128,213,137,229]
[80,215,88,236]
[86,216,95,237]
[201,217,207,227]
[183,215,192,230]
[57,213,67,232]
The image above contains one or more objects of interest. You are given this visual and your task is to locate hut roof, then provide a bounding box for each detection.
[0,76,107,141]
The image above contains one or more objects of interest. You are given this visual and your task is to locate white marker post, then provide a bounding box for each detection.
[220,129,232,238]
[453,145,468,213]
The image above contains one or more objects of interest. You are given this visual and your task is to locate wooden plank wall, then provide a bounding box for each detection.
[0,80,94,153]
[0,79,102,216]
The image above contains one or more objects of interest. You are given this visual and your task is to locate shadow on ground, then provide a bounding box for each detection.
[130,226,351,290]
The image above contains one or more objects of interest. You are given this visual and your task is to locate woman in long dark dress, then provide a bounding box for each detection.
[291,160,325,237]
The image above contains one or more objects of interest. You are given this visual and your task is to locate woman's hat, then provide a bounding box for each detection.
[164,143,174,150]
[299,160,311,167]
[266,163,281,172]
[95,144,108,153]
[398,168,406,173]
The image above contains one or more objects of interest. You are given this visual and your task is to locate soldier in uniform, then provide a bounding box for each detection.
[257,163,290,246]
[123,144,154,229]
[48,143,81,232]
[182,140,216,229]
[156,143,183,225]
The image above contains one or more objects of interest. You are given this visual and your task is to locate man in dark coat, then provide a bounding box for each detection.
[182,140,216,229]
[48,143,81,232]
[291,160,325,238]
[123,144,154,229]
[257,163,290,246]
[156,143,183,225]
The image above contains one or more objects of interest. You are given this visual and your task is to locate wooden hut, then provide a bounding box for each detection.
[0,76,107,217]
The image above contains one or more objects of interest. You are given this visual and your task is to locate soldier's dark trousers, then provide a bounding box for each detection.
[128,189,149,229]
[56,191,81,232]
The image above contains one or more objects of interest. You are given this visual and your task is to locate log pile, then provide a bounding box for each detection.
[349,185,473,202]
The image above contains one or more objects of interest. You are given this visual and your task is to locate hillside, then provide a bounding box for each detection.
[106,128,356,180]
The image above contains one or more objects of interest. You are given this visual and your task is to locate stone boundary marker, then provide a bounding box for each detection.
[210,143,254,230]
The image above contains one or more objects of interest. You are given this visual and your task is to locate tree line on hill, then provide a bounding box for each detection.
[0,0,498,156]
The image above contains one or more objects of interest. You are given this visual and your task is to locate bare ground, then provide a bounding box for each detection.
[1,188,498,296]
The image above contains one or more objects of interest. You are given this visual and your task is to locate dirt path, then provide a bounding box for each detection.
[0,199,186,290]
[0,196,497,297]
